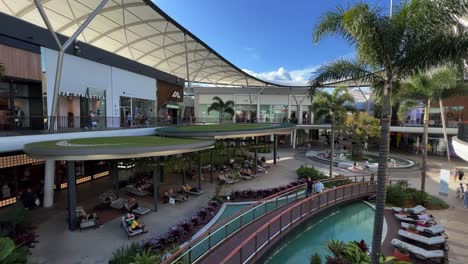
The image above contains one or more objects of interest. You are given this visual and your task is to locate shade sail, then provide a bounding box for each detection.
[0,0,275,86]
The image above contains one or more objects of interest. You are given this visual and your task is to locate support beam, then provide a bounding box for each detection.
[43,160,55,208]
[159,157,164,183]
[439,99,451,165]
[198,152,202,191]
[210,149,214,184]
[33,0,110,131]
[254,137,258,175]
[152,157,159,212]
[182,156,186,185]
[273,135,278,165]
[111,160,119,191]
[180,33,191,123]
[66,161,76,231]
[292,129,297,149]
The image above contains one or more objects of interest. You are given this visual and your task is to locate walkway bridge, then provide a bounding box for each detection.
[164,176,376,264]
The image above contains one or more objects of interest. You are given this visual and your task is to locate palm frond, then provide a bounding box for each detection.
[313,5,353,44]
[397,100,419,122]
[207,102,221,114]
[224,100,235,108]
[212,96,224,106]
[309,59,381,89]
[223,107,235,117]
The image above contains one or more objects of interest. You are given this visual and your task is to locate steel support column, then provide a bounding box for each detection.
[66,161,76,231]
[33,0,110,131]
[198,152,202,191]
[159,156,164,183]
[111,160,119,191]
[273,134,278,165]
[181,33,191,123]
[152,157,159,212]
[210,149,214,184]
[254,137,258,175]
[182,156,186,185]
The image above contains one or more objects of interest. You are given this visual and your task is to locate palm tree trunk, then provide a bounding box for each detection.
[330,118,335,178]
[421,100,430,192]
[370,81,392,263]
[439,99,451,165]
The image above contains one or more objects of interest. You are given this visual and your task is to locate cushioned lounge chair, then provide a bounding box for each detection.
[391,238,446,263]
[121,216,146,239]
[218,174,239,184]
[182,185,203,195]
[111,197,127,210]
[398,229,447,250]
[394,213,434,224]
[124,185,150,196]
[392,205,426,214]
[401,222,446,237]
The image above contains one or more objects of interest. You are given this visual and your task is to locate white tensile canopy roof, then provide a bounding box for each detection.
[0,0,277,87]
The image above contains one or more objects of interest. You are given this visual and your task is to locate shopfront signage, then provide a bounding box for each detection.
[59,91,105,100]
[171,91,181,99]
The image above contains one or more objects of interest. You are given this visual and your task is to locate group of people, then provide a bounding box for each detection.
[305,177,325,197]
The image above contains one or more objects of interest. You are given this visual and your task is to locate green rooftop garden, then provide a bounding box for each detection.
[157,123,292,133]
[25,136,210,150]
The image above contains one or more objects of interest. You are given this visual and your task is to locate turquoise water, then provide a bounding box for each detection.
[263,202,374,264]
[213,203,250,225]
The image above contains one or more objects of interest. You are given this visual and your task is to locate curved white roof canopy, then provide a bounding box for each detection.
[0,0,277,87]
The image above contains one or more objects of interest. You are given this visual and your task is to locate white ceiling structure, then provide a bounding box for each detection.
[0,0,278,87]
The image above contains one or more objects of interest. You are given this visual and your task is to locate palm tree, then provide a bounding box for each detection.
[313,87,355,178]
[309,1,468,261]
[398,68,468,192]
[207,96,235,123]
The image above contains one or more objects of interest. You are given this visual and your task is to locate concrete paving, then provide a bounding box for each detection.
[27,146,468,264]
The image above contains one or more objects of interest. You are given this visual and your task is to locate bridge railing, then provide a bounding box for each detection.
[220,181,376,264]
[165,176,374,264]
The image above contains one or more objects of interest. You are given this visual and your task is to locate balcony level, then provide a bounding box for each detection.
[452,122,468,162]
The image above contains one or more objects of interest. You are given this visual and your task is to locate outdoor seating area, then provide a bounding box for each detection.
[391,205,449,263]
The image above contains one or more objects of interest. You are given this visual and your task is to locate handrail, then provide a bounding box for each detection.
[219,181,376,264]
[165,175,373,264]
[162,183,306,264]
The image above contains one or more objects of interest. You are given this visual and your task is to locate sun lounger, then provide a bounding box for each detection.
[398,229,447,249]
[124,185,150,196]
[401,222,446,237]
[218,174,239,184]
[391,238,446,263]
[121,216,146,239]
[182,186,203,195]
[394,214,434,224]
[131,206,151,215]
[392,205,426,214]
[111,197,127,210]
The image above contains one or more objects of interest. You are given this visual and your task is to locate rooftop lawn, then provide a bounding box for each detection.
[25,136,210,150]
[159,123,291,133]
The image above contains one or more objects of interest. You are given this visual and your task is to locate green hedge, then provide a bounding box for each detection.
[385,182,448,209]
[296,166,328,180]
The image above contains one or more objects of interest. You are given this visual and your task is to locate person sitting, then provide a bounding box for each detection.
[125,198,139,213]
[162,192,170,204]
[182,184,198,193]
[124,213,144,232]
[352,162,358,171]
[409,213,433,221]
[240,168,253,176]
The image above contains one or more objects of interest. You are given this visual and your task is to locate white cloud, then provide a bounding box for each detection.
[242,66,319,86]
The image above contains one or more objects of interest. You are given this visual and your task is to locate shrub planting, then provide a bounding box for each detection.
[385,182,448,209]
[296,165,328,180]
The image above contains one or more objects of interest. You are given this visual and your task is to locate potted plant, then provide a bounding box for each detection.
[393,243,410,261]
[406,224,418,234]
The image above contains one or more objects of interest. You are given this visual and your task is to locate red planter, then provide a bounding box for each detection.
[393,249,410,261]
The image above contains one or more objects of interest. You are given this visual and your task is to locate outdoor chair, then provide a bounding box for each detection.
[124,184,150,196]
[233,171,252,180]
[111,197,127,210]
[398,229,448,250]
[392,205,427,214]
[182,185,203,195]
[401,222,447,237]
[218,174,239,184]
[391,238,446,263]
[394,214,435,225]
[121,216,146,239]
[79,217,98,231]
[124,200,151,215]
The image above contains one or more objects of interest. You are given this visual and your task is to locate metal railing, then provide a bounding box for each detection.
[165,176,372,264]
[390,120,460,128]
[220,181,376,264]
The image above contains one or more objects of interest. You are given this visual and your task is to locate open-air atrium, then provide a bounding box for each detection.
[0,1,467,264]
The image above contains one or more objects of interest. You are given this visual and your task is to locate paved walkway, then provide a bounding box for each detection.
[26,146,468,263]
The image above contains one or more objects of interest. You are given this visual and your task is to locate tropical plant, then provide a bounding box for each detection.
[325,240,346,257]
[394,243,409,255]
[110,242,142,264]
[310,1,468,261]
[296,165,327,180]
[310,252,322,264]
[207,96,235,123]
[397,68,468,191]
[313,87,355,177]
[0,237,15,263]
[344,112,380,159]
[130,249,159,264]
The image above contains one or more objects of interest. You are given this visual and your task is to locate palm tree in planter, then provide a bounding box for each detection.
[207,96,235,123]
[309,1,468,261]
[313,87,355,178]
[397,68,468,192]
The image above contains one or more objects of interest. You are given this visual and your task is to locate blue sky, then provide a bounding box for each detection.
[154,0,394,85]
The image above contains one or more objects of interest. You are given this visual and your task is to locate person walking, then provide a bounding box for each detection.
[315,180,325,194]
[306,177,313,197]
[464,184,468,209]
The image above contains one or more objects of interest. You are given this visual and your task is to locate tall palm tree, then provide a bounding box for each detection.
[313,87,355,178]
[207,96,235,123]
[398,68,468,192]
[309,1,468,261]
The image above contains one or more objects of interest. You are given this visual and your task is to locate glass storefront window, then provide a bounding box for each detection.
[120,96,155,127]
